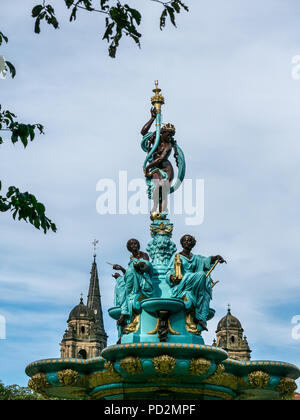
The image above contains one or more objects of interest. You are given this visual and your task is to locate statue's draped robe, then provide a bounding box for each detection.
[167,254,213,323]
[114,275,126,308]
[121,258,153,318]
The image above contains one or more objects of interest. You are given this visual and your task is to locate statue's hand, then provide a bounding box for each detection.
[151,107,157,119]
[212,255,227,264]
[170,275,181,285]
[134,262,148,273]
[113,264,123,271]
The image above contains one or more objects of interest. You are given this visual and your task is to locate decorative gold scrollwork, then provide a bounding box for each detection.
[124,314,140,334]
[120,357,142,375]
[152,355,176,374]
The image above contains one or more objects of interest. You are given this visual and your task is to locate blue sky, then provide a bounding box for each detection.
[0,0,300,388]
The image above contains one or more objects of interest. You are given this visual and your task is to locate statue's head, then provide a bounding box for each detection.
[161,123,175,141]
[180,234,196,251]
[127,238,140,253]
[112,273,121,280]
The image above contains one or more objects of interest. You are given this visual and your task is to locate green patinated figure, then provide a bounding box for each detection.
[113,238,153,327]
[167,234,226,331]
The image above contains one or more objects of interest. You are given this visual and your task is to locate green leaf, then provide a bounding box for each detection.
[32,5,44,18]
[28,125,35,141]
[127,7,141,25]
[0,31,8,45]
[5,61,16,78]
[65,0,75,7]
[11,133,18,144]
[177,0,189,11]
[171,2,181,13]
[70,6,77,22]
[35,202,46,215]
[166,6,176,27]
[20,135,28,148]
[33,218,40,229]
[34,17,41,34]
[160,9,167,30]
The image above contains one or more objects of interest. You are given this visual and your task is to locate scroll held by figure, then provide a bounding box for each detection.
[141,81,185,219]
[167,234,226,332]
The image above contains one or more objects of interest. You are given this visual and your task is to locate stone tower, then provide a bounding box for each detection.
[60,256,108,359]
[214,306,251,361]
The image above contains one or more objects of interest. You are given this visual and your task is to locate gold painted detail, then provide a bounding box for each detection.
[276,377,297,399]
[104,360,114,372]
[168,320,180,335]
[57,369,80,386]
[153,355,176,374]
[150,223,173,236]
[248,370,270,389]
[124,314,140,334]
[162,123,175,133]
[203,365,240,391]
[89,362,123,388]
[189,358,211,376]
[151,80,165,113]
[28,373,50,398]
[147,319,180,335]
[174,254,183,281]
[185,311,201,335]
[147,319,159,335]
[120,357,142,375]
[150,212,162,221]
[203,364,225,386]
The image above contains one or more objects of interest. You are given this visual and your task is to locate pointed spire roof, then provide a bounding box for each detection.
[87,255,107,340]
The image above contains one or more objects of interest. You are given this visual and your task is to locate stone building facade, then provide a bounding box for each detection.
[214,306,251,361]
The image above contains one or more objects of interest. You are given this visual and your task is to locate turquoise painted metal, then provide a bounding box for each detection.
[25,215,300,399]
[25,83,300,400]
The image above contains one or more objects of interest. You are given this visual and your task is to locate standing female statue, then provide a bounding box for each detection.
[141,106,185,217]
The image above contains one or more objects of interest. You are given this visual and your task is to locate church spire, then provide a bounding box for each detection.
[87,241,107,343]
[87,256,107,339]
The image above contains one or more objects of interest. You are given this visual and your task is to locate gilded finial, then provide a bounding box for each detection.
[151,80,164,113]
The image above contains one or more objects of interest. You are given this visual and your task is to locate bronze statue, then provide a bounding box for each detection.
[141,107,179,215]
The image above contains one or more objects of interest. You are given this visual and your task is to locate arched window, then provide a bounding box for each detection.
[231,336,235,343]
[78,349,87,359]
[81,326,85,334]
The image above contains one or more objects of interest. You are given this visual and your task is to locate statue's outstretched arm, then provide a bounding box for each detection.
[113,264,126,274]
[210,255,227,264]
[141,107,156,136]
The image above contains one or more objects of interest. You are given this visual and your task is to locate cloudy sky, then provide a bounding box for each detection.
[1,0,300,388]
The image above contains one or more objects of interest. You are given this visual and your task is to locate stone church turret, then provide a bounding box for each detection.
[60,255,107,359]
[214,305,251,361]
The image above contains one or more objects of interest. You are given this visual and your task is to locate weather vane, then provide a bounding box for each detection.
[92,239,99,257]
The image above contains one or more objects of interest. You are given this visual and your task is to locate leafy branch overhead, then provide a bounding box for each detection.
[0,31,16,78]
[31,0,189,57]
[0,33,56,234]
[0,187,57,234]
[0,106,44,148]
